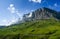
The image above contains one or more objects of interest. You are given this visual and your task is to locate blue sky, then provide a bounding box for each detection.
[0,0,60,26]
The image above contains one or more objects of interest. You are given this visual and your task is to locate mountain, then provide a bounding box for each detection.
[0,7,60,39]
[0,26,6,28]
[56,12,60,19]
[23,7,60,21]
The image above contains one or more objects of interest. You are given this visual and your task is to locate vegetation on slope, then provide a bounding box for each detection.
[0,19,60,39]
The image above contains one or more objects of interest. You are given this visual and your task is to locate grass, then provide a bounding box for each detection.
[0,19,60,39]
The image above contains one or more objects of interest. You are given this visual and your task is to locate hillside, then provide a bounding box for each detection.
[0,19,60,39]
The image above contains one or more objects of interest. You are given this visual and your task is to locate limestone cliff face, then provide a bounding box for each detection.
[23,7,59,21]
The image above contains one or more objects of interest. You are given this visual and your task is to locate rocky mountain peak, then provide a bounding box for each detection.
[23,7,60,21]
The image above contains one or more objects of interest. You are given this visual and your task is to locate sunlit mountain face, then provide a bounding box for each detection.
[0,0,60,26]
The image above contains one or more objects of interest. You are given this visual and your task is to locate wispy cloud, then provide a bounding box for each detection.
[29,0,42,3]
[8,18,18,25]
[2,19,7,23]
[54,3,60,8]
[1,18,18,26]
[54,3,57,7]
[8,4,23,19]
[8,4,15,13]
[2,19,9,26]
[8,4,22,17]
[7,4,23,26]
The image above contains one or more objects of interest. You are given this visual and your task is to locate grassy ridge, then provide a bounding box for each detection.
[0,19,60,39]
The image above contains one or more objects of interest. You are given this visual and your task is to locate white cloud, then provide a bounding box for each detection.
[29,0,42,3]
[8,4,16,13]
[9,18,18,25]
[8,4,22,17]
[54,3,60,7]
[2,19,9,26]
[16,11,23,20]
[8,4,23,19]
[7,4,23,26]
[2,19,7,23]
[10,4,14,7]
[1,18,19,26]
[54,3,57,7]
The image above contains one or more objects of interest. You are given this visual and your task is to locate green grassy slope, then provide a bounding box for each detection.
[0,19,60,39]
